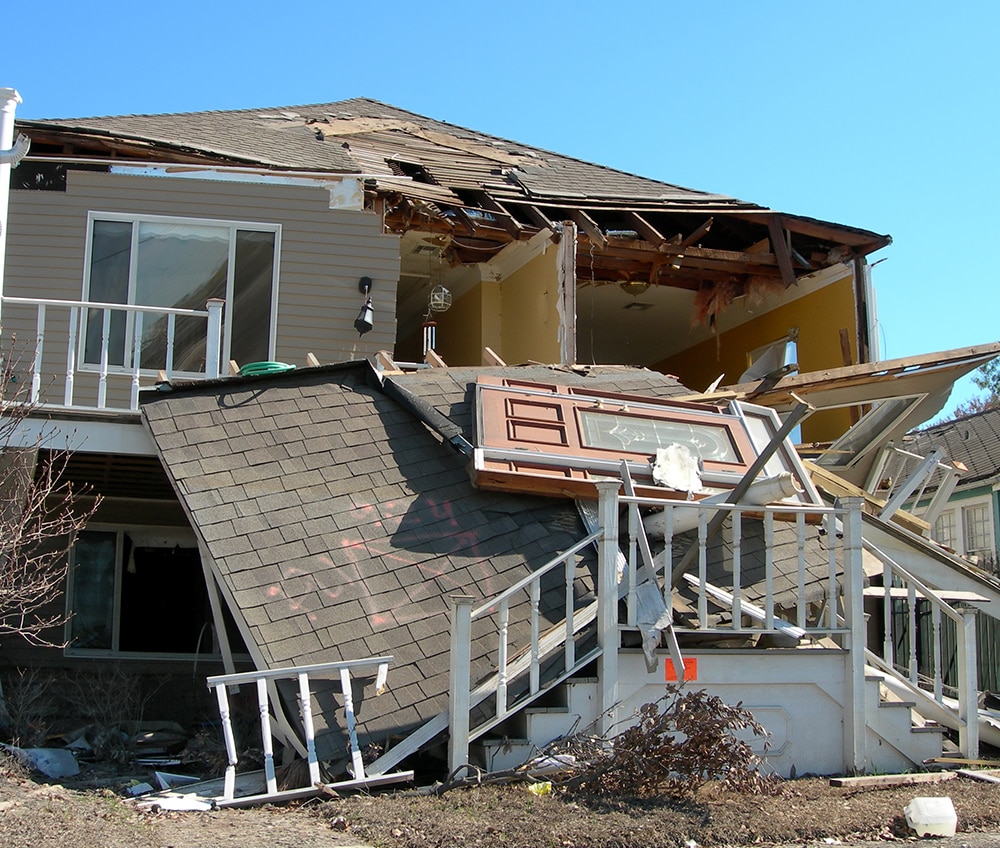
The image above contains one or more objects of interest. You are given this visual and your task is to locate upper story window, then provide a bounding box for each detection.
[83,213,279,374]
[933,509,957,550]
[962,502,993,560]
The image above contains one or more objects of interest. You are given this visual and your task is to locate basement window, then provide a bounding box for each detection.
[66,527,231,658]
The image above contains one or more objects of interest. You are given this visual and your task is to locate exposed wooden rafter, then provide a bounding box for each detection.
[568,209,607,249]
[767,214,798,288]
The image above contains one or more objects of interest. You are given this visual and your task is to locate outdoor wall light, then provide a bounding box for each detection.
[354,276,374,336]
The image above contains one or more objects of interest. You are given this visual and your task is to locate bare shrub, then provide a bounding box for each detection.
[0,342,101,646]
[555,686,776,798]
[0,667,60,748]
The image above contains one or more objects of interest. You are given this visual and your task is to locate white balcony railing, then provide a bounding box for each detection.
[1,295,224,413]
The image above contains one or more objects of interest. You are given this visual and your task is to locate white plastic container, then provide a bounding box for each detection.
[903,796,957,838]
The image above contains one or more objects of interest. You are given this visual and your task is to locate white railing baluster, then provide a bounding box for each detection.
[340,667,366,779]
[826,513,837,630]
[564,556,575,671]
[98,308,111,409]
[166,312,176,378]
[31,303,44,403]
[764,511,774,630]
[626,498,638,626]
[497,599,509,717]
[214,682,238,802]
[529,580,540,694]
[932,605,943,702]
[297,672,321,787]
[662,505,674,608]
[796,512,806,630]
[130,311,143,410]
[697,510,708,627]
[64,306,78,406]
[732,512,742,626]
[257,678,277,796]
[883,559,894,669]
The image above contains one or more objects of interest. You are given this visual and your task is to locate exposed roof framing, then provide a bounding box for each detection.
[18,97,891,290]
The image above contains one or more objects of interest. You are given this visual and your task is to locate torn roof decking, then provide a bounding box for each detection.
[18,97,890,275]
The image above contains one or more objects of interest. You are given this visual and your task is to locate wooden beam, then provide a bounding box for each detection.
[425,349,447,368]
[474,193,524,239]
[767,215,798,288]
[829,771,956,788]
[305,352,321,368]
[523,205,554,230]
[625,212,667,247]
[482,346,506,366]
[678,217,714,250]
[568,209,607,249]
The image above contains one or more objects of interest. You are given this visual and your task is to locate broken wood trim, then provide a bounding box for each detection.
[558,220,578,365]
[305,352,320,368]
[767,215,797,288]
[425,349,447,368]
[732,211,892,251]
[678,216,714,250]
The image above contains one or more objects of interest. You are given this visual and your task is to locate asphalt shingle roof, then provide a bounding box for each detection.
[140,361,845,758]
[909,405,1000,489]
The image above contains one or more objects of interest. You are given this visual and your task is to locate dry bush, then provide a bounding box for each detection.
[555,687,776,798]
[0,341,101,647]
[0,667,60,748]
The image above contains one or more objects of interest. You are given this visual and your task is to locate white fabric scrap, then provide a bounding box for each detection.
[650,444,703,495]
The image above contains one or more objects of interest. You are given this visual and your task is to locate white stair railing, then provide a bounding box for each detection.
[862,540,979,758]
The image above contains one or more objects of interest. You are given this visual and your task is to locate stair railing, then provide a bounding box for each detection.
[862,539,979,758]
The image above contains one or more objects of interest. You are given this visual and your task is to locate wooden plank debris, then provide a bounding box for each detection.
[956,769,1000,784]
[829,771,956,788]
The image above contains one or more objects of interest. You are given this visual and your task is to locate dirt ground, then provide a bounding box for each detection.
[2,761,1000,848]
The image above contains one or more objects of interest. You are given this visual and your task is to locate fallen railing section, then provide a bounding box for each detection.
[207,656,413,805]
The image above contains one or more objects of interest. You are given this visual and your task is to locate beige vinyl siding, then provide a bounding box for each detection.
[6,171,399,408]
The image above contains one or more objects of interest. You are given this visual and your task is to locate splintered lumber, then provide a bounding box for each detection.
[829,771,956,788]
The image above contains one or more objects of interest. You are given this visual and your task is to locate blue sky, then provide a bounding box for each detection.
[7,1,998,415]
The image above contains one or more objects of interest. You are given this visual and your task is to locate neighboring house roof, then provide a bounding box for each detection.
[139,361,845,759]
[908,404,1000,490]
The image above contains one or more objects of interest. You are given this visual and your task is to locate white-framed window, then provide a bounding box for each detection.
[65,526,231,658]
[82,212,280,374]
[934,509,957,550]
[962,502,993,560]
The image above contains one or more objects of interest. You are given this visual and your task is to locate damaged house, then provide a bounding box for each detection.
[2,88,1000,800]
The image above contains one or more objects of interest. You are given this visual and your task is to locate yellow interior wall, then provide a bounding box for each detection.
[431,248,560,366]
[499,249,561,365]
[434,283,485,366]
[656,276,858,443]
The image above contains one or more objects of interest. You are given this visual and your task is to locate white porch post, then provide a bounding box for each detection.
[448,594,474,777]
[956,603,980,759]
[595,480,621,738]
[0,88,27,330]
[841,496,868,773]
[204,297,225,378]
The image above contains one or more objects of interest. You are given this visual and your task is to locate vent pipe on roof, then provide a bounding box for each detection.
[0,88,28,328]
